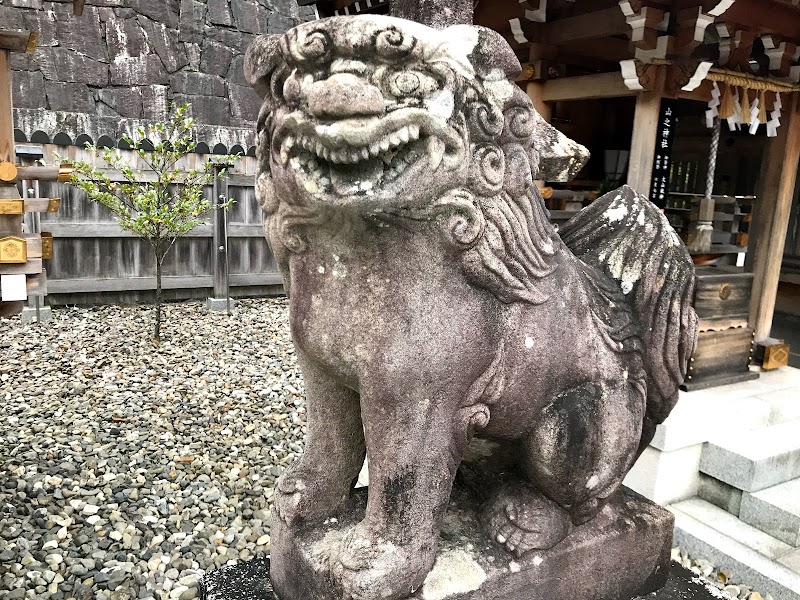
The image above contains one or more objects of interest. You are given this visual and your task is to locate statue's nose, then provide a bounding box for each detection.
[307,73,385,119]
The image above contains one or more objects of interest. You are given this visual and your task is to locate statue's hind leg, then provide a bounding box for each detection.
[482,380,645,556]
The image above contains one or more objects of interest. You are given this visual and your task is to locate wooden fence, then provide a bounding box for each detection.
[27,145,282,306]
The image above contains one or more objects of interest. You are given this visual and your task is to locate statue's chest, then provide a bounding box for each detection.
[285,240,499,387]
[286,244,427,378]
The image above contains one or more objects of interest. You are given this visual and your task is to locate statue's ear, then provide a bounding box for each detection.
[534,112,590,182]
[461,25,522,81]
[245,34,284,99]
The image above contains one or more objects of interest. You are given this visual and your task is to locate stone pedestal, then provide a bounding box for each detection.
[20,305,52,323]
[207,297,234,312]
[202,556,729,600]
[243,479,673,600]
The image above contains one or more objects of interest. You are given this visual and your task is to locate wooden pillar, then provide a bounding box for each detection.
[526,81,552,123]
[0,50,15,166]
[626,67,665,193]
[0,48,24,317]
[748,92,800,341]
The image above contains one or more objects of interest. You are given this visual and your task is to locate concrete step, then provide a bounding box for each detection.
[741,479,800,547]
[699,419,800,492]
[670,499,800,600]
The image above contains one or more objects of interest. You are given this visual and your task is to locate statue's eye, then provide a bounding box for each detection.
[387,70,439,98]
[283,71,303,106]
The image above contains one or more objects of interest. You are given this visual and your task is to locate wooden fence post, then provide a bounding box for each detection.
[207,163,231,312]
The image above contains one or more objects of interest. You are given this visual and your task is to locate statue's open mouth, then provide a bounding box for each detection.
[274,108,462,196]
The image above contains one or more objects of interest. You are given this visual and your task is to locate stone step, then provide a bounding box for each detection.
[740,479,800,547]
[755,388,800,426]
[669,499,800,600]
[699,419,800,492]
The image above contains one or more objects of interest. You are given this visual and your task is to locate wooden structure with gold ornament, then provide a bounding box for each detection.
[303,0,800,381]
[0,10,76,318]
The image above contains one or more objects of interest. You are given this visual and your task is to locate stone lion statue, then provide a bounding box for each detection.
[245,15,697,600]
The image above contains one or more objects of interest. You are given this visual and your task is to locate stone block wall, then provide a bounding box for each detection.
[2,0,314,148]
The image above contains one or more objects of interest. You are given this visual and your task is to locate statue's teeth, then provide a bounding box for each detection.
[280,145,289,165]
[285,135,295,148]
[369,143,381,157]
[360,148,370,160]
[389,133,401,146]
[398,127,410,143]
[315,142,324,157]
[350,151,361,163]
[408,125,420,140]
[380,139,391,152]
[427,137,446,171]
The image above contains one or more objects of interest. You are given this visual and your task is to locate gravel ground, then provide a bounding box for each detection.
[0,299,305,600]
[0,299,774,600]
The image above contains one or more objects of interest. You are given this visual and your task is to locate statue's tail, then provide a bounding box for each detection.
[558,185,698,449]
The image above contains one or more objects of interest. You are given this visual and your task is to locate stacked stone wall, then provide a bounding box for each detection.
[2,0,314,146]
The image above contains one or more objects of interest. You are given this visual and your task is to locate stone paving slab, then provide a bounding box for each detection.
[651,393,771,453]
[741,479,800,547]
[699,420,800,492]
[782,548,800,574]
[670,503,800,600]
[753,388,800,425]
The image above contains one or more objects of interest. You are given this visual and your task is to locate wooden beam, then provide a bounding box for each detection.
[748,92,800,342]
[723,0,800,40]
[545,7,629,45]
[626,65,666,193]
[0,30,38,53]
[540,72,635,101]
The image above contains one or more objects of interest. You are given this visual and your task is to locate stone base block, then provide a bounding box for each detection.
[624,444,702,505]
[741,479,800,547]
[267,485,672,600]
[201,559,728,600]
[20,305,53,323]
[207,297,235,312]
[698,473,743,517]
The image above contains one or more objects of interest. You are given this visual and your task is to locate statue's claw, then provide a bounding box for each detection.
[482,482,573,557]
[331,524,432,600]
[274,463,351,525]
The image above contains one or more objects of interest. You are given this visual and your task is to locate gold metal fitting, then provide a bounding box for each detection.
[0,162,18,183]
[57,164,74,183]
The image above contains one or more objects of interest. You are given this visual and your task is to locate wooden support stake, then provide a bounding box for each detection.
[211,165,230,307]
[748,92,800,342]
[626,66,666,194]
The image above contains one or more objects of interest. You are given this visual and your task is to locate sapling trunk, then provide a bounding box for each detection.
[154,247,163,341]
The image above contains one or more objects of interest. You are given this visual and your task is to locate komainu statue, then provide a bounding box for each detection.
[245,15,698,600]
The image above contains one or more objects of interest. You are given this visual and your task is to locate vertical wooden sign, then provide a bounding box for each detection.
[650,98,678,208]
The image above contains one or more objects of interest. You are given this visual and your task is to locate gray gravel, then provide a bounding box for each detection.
[0,299,305,600]
[672,547,775,600]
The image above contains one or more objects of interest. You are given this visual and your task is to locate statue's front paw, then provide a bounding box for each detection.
[274,466,349,525]
[331,524,433,600]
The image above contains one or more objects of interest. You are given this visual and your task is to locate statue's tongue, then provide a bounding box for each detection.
[329,158,384,195]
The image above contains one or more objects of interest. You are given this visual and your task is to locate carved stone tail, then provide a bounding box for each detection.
[559,185,699,446]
